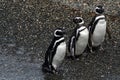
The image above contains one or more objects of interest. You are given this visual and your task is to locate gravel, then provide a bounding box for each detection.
[0,0,120,80]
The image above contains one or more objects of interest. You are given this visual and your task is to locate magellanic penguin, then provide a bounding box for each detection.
[42,28,66,74]
[88,5,111,52]
[68,17,89,59]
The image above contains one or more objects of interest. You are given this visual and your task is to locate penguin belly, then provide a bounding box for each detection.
[92,20,106,47]
[76,29,89,55]
[52,42,66,69]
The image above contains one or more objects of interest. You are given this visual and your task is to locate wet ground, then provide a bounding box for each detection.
[0,0,120,80]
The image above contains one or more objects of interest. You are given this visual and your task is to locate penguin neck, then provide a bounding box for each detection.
[76,24,83,28]
[54,36,64,40]
[96,13,104,16]
[95,14,105,20]
[76,23,83,27]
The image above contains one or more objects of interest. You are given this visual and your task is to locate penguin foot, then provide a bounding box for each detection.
[99,46,104,51]
[88,46,94,53]
[90,49,94,53]
[52,69,59,74]
[42,66,51,73]
[66,56,76,60]
[49,65,59,74]
[42,66,58,74]
[42,64,54,74]
[75,55,83,60]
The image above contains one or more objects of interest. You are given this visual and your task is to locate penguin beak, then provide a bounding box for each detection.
[62,31,66,35]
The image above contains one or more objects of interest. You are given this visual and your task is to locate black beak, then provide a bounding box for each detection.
[62,30,66,35]
[62,27,66,35]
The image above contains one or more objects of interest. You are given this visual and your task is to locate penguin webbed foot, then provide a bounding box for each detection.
[70,55,81,60]
[52,69,59,74]
[74,55,81,60]
[42,66,58,74]
[42,65,51,73]
[87,45,94,53]
[99,46,104,51]
[49,65,59,74]
[66,55,76,60]
[90,49,94,53]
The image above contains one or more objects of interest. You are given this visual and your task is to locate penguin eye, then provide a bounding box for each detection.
[95,5,104,14]
[73,17,83,24]
[96,8,104,14]
[54,29,64,37]
[78,19,82,23]
[73,19,82,24]
[56,31,63,35]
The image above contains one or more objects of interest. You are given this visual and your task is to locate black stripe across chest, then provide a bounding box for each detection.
[91,17,105,34]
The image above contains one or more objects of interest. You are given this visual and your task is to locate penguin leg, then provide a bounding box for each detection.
[75,55,82,60]
[92,45,104,52]
[42,62,51,73]
[49,64,58,74]
[69,36,76,60]
[49,53,59,74]
[88,43,94,53]
[99,45,104,51]
[42,51,51,73]
[83,45,91,57]
[89,47,94,53]
[71,48,76,60]
[82,52,89,57]
[88,31,94,53]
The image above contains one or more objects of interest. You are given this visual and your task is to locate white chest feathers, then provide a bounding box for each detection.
[52,42,66,69]
[76,26,89,55]
[92,16,106,47]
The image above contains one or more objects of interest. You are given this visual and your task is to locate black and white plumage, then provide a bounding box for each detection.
[88,5,107,51]
[68,17,89,59]
[42,28,66,74]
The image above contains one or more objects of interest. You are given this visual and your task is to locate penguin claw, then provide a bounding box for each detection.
[42,67,58,74]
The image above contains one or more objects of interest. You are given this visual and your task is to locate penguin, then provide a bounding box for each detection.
[42,28,66,74]
[88,5,110,52]
[68,17,89,59]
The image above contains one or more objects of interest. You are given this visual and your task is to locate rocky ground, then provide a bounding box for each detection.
[0,0,120,80]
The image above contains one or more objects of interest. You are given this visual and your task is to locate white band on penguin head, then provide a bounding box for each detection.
[94,7,100,14]
[75,17,81,19]
[78,20,84,25]
[94,6,104,14]
[54,29,62,37]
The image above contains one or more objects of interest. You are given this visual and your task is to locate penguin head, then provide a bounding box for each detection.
[95,5,104,14]
[73,17,84,25]
[54,28,65,37]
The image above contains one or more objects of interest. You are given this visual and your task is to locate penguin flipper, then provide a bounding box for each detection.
[42,62,51,73]
[88,30,93,53]
[68,36,76,59]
